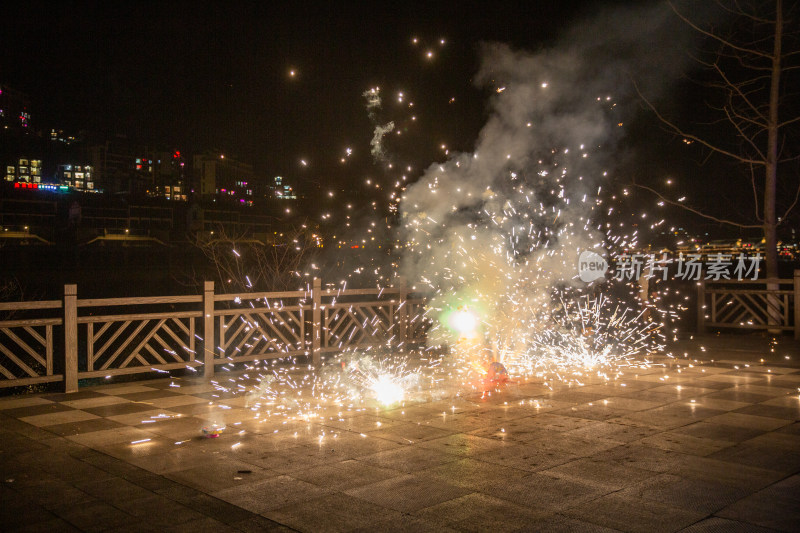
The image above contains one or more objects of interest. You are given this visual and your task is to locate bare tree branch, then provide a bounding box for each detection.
[193,224,321,293]
[711,61,769,121]
[632,182,763,228]
[670,1,773,59]
[728,106,768,131]
[723,105,766,159]
[779,178,800,222]
[778,114,800,128]
[635,82,766,165]
[723,0,775,25]
[749,163,762,222]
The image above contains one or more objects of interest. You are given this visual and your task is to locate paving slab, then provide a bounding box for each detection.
[413,492,550,531]
[344,473,471,513]
[563,492,706,532]
[266,492,403,532]
[1,333,799,531]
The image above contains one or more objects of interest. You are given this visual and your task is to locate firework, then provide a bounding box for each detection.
[183,36,688,432]
[344,352,422,407]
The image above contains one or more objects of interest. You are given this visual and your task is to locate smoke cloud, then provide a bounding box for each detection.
[362,87,396,163]
[399,1,692,361]
[370,121,395,161]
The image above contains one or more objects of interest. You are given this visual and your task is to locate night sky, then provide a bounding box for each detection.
[2,1,637,182]
[3,0,798,237]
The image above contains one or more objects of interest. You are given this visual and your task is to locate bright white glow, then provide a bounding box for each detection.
[372,374,404,405]
[450,309,478,336]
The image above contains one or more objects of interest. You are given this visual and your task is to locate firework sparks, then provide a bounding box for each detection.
[179,33,688,432]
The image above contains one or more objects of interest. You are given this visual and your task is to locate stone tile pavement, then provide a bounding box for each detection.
[1,334,799,532]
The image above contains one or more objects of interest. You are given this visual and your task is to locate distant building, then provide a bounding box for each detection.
[56,163,95,191]
[193,152,256,205]
[272,176,296,200]
[150,151,187,201]
[50,129,78,145]
[86,137,155,195]
[0,85,32,133]
[5,157,43,183]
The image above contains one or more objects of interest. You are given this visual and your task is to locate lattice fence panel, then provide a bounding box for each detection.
[324,303,394,351]
[709,291,792,329]
[0,321,56,381]
[407,300,432,343]
[85,313,197,372]
[218,308,305,360]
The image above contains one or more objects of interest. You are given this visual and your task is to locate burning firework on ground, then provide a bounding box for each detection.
[344,352,421,406]
[186,37,685,429]
[394,42,674,389]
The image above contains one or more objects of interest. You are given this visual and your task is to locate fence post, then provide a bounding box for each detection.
[397,276,408,352]
[794,270,800,341]
[696,279,705,334]
[203,281,215,379]
[63,284,78,393]
[312,277,322,367]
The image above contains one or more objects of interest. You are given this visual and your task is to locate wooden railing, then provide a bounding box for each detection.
[0,300,63,388]
[697,269,800,338]
[0,279,426,392]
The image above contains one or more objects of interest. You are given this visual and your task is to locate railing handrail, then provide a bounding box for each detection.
[321,287,404,296]
[0,300,63,311]
[214,290,307,301]
[705,288,794,295]
[78,310,202,323]
[77,295,202,307]
[0,317,63,328]
[0,276,421,392]
[705,277,793,285]
[213,306,306,316]
[697,269,800,340]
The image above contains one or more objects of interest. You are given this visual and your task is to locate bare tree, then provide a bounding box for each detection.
[637,0,800,287]
[193,224,322,293]
[0,277,33,320]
